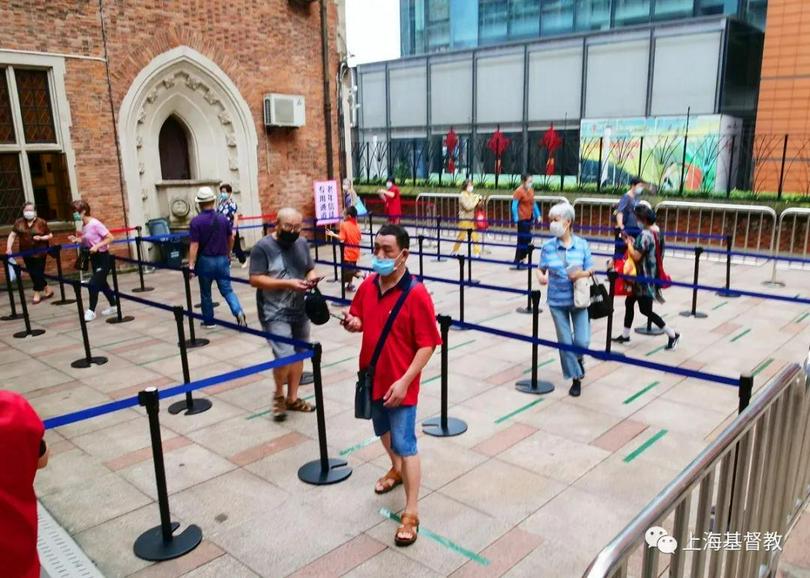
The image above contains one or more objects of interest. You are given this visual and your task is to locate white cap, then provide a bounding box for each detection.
[195,186,216,204]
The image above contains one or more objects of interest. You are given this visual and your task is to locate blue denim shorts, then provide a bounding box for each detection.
[371,400,418,457]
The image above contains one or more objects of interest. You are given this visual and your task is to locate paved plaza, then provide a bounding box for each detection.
[3,232,810,578]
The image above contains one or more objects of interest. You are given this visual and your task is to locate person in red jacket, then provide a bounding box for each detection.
[378,176,402,224]
[0,391,49,578]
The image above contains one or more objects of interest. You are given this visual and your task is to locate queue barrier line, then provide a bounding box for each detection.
[43,350,313,430]
[414,234,618,260]
[448,318,740,388]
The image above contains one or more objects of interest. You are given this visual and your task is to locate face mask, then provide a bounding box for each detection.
[72,211,82,221]
[219,192,229,202]
[466,185,474,193]
[386,182,392,190]
[277,230,299,247]
[526,181,533,189]
[371,256,397,277]
[549,221,566,238]
[23,211,36,221]
[634,185,644,195]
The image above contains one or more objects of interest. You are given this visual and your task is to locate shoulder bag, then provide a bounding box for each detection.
[588,274,611,320]
[555,244,590,309]
[355,276,417,419]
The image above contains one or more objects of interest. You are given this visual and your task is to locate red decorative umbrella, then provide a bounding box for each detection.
[487,127,510,175]
[541,124,562,175]
[445,128,458,173]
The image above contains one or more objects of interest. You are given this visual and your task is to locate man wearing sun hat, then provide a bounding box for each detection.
[188,186,247,328]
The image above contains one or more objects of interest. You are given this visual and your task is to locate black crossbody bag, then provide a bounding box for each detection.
[355,276,416,419]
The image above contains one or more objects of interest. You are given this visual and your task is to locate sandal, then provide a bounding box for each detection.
[374,467,402,495]
[395,512,419,547]
[32,296,41,305]
[286,398,315,412]
[42,291,54,301]
[273,394,287,422]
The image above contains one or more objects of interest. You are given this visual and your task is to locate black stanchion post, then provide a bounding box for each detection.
[314,225,320,262]
[12,264,46,339]
[70,282,108,368]
[168,306,212,415]
[432,216,444,262]
[635,317,664,336]
[133,387,202,561]
[298,343,352,485]
[453,255,467,330]
[328,233,339,283]
[339,242,347,301]
[680,246,708,318]
[262,221,269,236]
[50,245,75,305]
[726,372,755,528]
[107,256,134,324]
[367,212,374,252]
[181,267,209,349]
[605,270,618,355]
[466,229,479,285]
[515,290,554,394]
[418,235,425,281]
[717,233,740,298]
[516,244,536,315]
[132,226,154,293]
[1,256,23,320]
[423,315,468,437]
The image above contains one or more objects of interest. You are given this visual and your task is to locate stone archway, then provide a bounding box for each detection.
[118,45,259,244]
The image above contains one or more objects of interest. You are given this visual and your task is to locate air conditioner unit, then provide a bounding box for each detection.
[264,93,306,128]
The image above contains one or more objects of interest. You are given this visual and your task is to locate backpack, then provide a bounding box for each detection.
[652,231,671,289]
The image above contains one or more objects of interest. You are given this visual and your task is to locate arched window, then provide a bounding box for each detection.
[158,115,191,180]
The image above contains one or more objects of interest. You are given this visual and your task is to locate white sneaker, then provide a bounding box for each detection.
[240,261,248,269]
[84,310,96,322]
[101,306,116,316]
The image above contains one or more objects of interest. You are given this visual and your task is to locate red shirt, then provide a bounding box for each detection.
[0,391,45,578]
[349,271,441,406]
[385,185,401,224]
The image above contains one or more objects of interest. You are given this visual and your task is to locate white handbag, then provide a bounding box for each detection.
[573,276,590,309]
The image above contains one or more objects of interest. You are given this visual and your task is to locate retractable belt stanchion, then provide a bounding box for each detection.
[466,229,479,285]
[604,270,623,357]
[132,226,154,293]
[452,255,467,331]
[70,282,108,368]
[727,373,754,528]
[422,315,468,437]
[168,306,213,415]
[328,234,339,283]
[515,290,554,395]
[298,343,352,485]
[49,245,76,305]
[106,257,134,324]
[367,212,374,252]
[133,387,203,561]
[418,235,425,281]
[262,221,269,236]
[314,225,320,262]
[680,246,708,319]
[635,318,664,336]
[181,267,209,349]
[12,263,45,339]
[1,256,24,320]
[432,216,445,262]
[339,241,347,301]
[717,233,740,298]
[516,244,536,315]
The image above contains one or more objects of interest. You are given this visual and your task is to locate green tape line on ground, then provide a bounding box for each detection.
[712,301,729,311]
[340,435,378,457]
[623,381,661,405]
[424,374,441,384]
[475,310,514,324]
[521,358,555,375]
[730,328,751,343]
[624,429,668,463]
[494,398,544,425]
[752,358,774,377]
[448,339,476,352]
[379,508,490,566]
[645,344,666,357]
[796,312,810,323]
[322,355,355,369]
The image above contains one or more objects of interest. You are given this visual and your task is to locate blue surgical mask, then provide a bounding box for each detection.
[219,192,229,202]
[371,252,402,277]
[72,211,81,221]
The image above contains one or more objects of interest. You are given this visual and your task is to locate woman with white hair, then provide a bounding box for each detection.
[537,202,594,397]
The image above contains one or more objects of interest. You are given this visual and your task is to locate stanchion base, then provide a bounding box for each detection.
[679,311,708,319]
[168,397,213,415]
[300,371,314,385]
[298,458,353,485]
[761,281,786,288]
[634,325,665,336]
[515,306,533,315]
[422,416,468,437]
[431,258,446,263]
[133,521,202,562]
[515,379,555,395]
[131,287,155,293]
[716,290,741,298]
[450,325,469,332]
[193,302,220,309]
[14,328,46,339]
[1,312,25,320]
[184,338,210,349]
[327,278,339,284]
[51,299,76,306]
[71,356,108,368]
[466,279,481,286]
[107,315,135,324]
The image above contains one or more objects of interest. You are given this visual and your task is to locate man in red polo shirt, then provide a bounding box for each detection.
[342,224,440,547]
[377,176,402,224]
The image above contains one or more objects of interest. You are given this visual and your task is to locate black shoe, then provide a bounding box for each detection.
[577,358,585,377]
[612,335,631,344]
[569,379,581,397]
[666,333,681,351]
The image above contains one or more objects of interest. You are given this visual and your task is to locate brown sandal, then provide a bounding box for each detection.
[286,398,315,412]
[374,467,402,495]
[395,512,419,547]
[273,394,287,422]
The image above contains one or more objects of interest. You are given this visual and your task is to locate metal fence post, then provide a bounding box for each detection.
[597,136,603,192]
[778,134,789,200]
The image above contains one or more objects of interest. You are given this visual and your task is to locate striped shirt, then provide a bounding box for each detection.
[539,235,593,307]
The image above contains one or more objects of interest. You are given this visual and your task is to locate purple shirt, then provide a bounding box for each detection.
[189,210,232,257]
[81,218,110,252]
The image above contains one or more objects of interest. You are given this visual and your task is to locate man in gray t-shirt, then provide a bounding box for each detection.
[249,207,318,421]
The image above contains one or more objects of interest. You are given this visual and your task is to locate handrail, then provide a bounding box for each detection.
[583,360,810,578]
[768,207,810,285]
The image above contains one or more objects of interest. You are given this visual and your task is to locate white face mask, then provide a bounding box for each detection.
[549,220,566,238]
[466,185,474,193]
[526,180,533,189]
[23,210,36,221]
[386,182,393,190]
[634,184,644,194]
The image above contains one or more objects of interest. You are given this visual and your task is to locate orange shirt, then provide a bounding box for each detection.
[339,218,362,262]
[513,185,535,221]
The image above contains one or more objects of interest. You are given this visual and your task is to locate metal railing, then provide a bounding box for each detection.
[485,194,568,242]
[583,359,810,578]
[768,208,810,285]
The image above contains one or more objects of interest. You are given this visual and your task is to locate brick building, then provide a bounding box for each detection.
[0,0,345,254]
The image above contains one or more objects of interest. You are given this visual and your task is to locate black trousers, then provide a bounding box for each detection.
[624,294,665,330]
[233,231,246,263]
[23,256,47,291]
[88,252,116,310]
[513,219,533,263]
